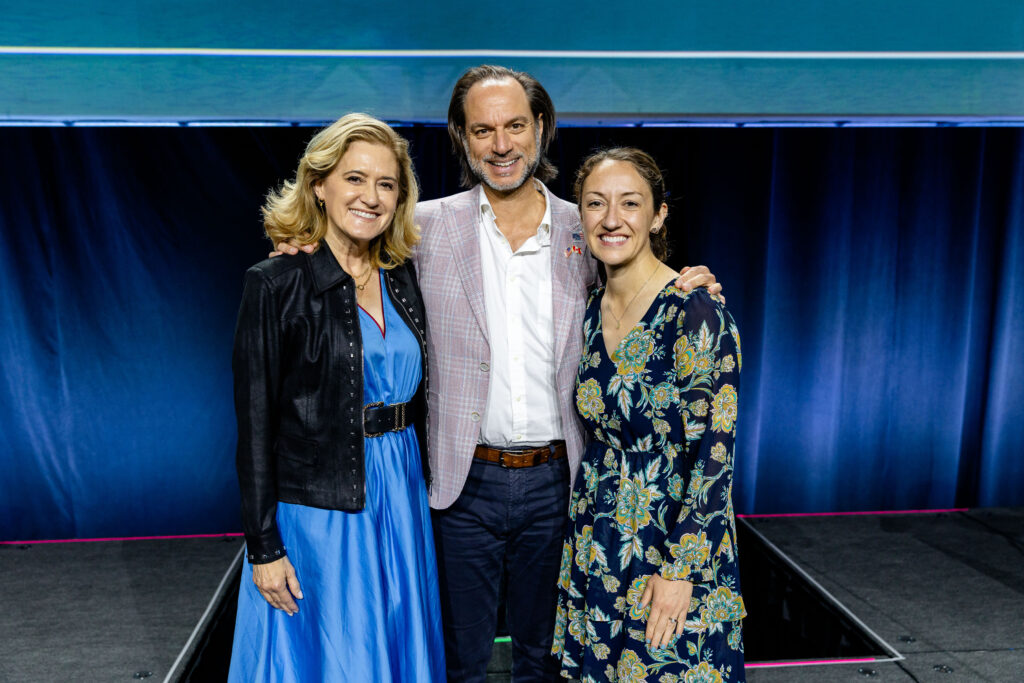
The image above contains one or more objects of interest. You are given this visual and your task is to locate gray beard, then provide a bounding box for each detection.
[463,126,542,193]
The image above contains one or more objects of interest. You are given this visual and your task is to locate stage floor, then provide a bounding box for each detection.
[2,534,242,683]
[3,508,1022,682]
[743,507,1024,682]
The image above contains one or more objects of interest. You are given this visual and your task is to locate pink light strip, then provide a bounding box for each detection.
[746,657,879,668]
[739,507,968,519]
[0,532,243,545]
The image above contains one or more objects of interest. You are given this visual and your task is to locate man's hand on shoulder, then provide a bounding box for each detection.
[675,265,724,303]
[269,240,317,258]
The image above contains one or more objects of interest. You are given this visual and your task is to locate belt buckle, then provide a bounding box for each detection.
[393,402,405,432]
[498,448,540,468]
[497,450,516,468]
[364,401,384,438]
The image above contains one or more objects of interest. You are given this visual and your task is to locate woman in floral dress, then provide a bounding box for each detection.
[553,148,745,683]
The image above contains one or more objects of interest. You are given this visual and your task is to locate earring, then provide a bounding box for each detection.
[318,197,325,211]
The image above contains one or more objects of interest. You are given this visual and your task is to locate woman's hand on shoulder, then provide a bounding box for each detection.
[641,572,694,650]
[251,555,304,615]
[269,239,317,258]
[676,265,724,302]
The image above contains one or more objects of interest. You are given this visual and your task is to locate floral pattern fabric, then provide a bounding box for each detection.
[553,283,746,682]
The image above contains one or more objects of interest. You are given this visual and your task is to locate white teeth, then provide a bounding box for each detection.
[351,209,377,219]
[491,159,516,167]
[601,235,627,244]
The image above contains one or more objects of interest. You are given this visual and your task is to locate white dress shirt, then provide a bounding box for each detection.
[477,182,563,447]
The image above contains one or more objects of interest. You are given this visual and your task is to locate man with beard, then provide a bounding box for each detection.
[417,65,720,682]
[278,65,721,682]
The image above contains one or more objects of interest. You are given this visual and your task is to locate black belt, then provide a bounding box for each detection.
[363,401,414,437]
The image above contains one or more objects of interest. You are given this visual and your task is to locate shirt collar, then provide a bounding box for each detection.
[478,180,552,245]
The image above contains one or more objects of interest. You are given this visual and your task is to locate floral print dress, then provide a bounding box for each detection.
[553,283,746,683]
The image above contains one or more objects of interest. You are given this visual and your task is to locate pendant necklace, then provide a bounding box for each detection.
[606,263,660,329]
[354,265,375,291]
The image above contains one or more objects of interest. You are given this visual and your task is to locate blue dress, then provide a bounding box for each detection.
[229,275,445,682]
[552,284,746,683]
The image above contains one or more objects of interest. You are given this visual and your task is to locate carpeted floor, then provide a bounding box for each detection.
[1,536,242,683]
[743,508,1024,682]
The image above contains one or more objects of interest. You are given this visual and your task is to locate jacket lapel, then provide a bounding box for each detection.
[550,197,584,365]
[442,188,489,343]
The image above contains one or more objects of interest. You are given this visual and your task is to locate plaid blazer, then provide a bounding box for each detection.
[414,185,599,509]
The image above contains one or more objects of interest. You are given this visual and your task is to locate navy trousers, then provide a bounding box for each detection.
[433,455,570,683]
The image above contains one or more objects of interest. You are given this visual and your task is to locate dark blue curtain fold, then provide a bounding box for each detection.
[1,126,1022,540]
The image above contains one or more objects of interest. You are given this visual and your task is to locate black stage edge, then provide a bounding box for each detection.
[737,517,893,663]
[174,556,242,681]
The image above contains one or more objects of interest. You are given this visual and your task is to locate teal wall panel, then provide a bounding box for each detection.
[2,1,1023,121]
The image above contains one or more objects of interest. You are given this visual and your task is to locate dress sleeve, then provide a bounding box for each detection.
[232,267,287,564]
[659,290,741,583]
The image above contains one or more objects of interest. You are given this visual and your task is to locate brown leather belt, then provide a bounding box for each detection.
[473,441,566,468]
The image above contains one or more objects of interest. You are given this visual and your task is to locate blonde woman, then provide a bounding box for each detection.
[229,113,444,681]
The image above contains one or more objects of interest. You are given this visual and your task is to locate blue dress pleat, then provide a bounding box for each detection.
[229,274,445,682]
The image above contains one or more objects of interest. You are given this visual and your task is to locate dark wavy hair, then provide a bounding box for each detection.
[573,147,671,262]
[447,64,558,188]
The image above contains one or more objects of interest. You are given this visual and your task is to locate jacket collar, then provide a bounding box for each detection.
[307,242,405,295]
[308,243,350,294]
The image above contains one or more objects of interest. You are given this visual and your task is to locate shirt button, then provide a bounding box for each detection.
[470,412,481,422]
[480,362,489,372]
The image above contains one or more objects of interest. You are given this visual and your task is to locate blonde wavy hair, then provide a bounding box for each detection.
[262,113,420,269]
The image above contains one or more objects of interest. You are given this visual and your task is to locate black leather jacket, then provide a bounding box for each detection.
[232,246,429,564]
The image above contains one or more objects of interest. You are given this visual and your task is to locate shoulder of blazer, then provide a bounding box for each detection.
[547,190,580,229]
[416,187,478,224]
[548,190,577,213]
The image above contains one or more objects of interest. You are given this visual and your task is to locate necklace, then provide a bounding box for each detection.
[353,265,375,291]
[605,263,660,329]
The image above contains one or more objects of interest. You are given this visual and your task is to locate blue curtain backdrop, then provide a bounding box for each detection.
[1,126,1022,541]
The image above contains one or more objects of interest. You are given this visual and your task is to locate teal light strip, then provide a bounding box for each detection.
[3,46,1024,59]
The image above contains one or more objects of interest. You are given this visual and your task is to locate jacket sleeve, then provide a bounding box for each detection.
[232,267,287,564]
[659,291,741,583]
